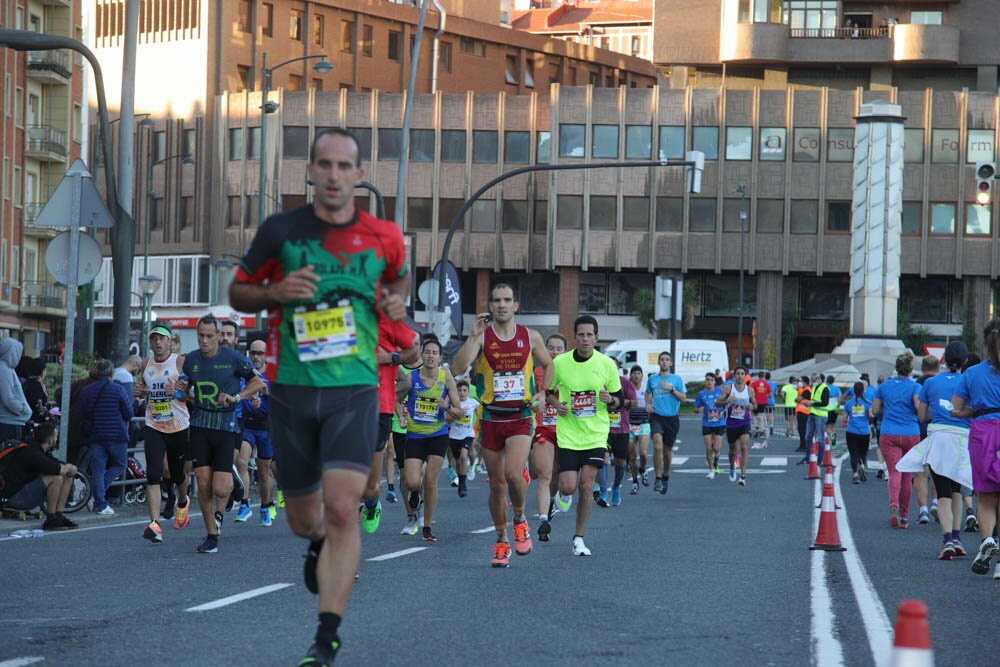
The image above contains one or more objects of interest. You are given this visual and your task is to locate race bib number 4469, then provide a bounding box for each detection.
[570,391,597,418]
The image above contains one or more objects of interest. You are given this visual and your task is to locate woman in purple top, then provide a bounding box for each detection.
[716,367,756,487]
[952,318,1000,575]
[871,353,921,529]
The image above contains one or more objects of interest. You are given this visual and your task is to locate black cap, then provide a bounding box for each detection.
[944,340,968,364]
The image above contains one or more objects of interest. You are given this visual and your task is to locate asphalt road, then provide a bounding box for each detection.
[1,417,995,666]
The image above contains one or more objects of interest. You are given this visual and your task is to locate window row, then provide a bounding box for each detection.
[94,256,212,307]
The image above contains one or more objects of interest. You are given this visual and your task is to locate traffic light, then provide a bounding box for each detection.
[976,162,996,205]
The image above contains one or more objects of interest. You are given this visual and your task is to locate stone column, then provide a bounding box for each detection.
[849,100,905,338]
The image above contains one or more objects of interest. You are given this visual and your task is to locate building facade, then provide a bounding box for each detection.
[0,0,85,357]
[512,1,654,63]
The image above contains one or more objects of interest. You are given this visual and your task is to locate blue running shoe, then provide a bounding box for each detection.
[611,486,622,507]
[235,503,252,523]
[260,507,272,527]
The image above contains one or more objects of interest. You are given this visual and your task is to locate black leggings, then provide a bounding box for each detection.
[845,432,870,474]
[929,466,962,499]
[797,413,809,450]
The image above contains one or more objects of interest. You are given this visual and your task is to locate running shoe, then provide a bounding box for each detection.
[448,467,458,484]
[491,541,511,568]
[214,511,224,535]
[593,489,601,503]
[596,492,610,508]
[859,467,867,482]
[876,469,885,480]
[235,503,253,523]
[458,478,468,498]
[297,638,340,666]
[385,488,397,503]
[630,482,639,495]
[899,518,909,529]
[422,527,437,542]
[161,494,176,520]
[401,516,419,536]
[714,466,720,474]
[556,493,573,513]
[917,509,930,524]
[938,542,956,560]
[659,478,668,495]
[572,536,592,557]
[96,506,115,516]
[706,470,716,480]
[260,507,272,527]
[654,478,663,493]
[513,520,532,555]
[889,505,900,529]
[611,486,622,507]
[972,537,998,575]
[522,465,530,485]
[548,497,557,518]
[738,475,746,487]
[270,505,277,520]
[965,510,978,532]
[303,539,323,593]
[477,462,487,474]
[953,540,967,557]
[467,465,476,481]
[276,489,286,508]
[929,504,939,523]
[361,501,381,534]
[641,471,649,486]
[537,520,551,542]
[729,468,738,483]
[173,502,190,530]
[42,514,70,531]
[196,535,219,554]
[143,521,163,544]
[852,473,859,484]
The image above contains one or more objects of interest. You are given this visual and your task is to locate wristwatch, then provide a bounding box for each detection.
[391,352,400,365]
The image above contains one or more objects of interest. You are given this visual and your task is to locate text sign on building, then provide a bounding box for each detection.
[967,129,995,163]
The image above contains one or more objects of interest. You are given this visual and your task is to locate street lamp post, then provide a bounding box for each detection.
[144,151,195,276]
[138,274,162,357]
[258,52,333,227]
[734,185,748,367]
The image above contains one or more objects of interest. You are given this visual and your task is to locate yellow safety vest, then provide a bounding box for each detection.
[810,383,829,418]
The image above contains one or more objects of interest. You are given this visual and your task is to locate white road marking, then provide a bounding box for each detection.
[186,583,293,612]
[675,468,786,475]
[760,457,788,466]
[810,467,845,666]
[0,658,46,666]
[470,526,497,534]
[366,547,428,562]
[833,460,893,666]
[671,456,690,465]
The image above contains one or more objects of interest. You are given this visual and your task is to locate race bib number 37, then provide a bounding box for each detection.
[293,302,357,362]
[493,371,525,402]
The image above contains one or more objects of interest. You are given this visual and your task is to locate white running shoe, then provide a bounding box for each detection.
[572,537,592,557]
[729,468,738,482]
[706,470,716,480]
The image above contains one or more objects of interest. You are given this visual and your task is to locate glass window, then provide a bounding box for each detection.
[689,198,717,232]
[388,31,402,61]
[559,124,585,158]
[471,199,496,231]
[502,200,528,231]
[826,202,851,232]
[378,128,402,160]
[406,198,432,230]
[725,127,753,161]
[515,273,559,313]
[932,130,960,163]
[703,274,756,317]
[290,9,303,41]
[904,129,924,163]
[557,195,583,229]
[609,273,654,315]
[900,278,949,322]
[966,204,991,236]
[757,199,784,233]
[227,196,242,227]
[930,203,955,234]
[504,131,530,163]
[505,55,518,85]
[656,197,682,231]
[623,197,650,230]
[790,199,817,233]
[800,279,848,320]
[793,128,820,162]
[723,199,749,232]
[153,131,166,162]
[759,128,786,161]
[579,273,607,314]
[339,19,351,52]
[901,202,921,235]
[534,200,548,233]
[439,42,452,73]
[693,127,719,159]
[473,130,498,162]
[184,129,197,156]
[911,11,942,25]
[658,126,684,160]
[261,2,273,37]
[593,125,619,159]
[228,128,243,161]
[626,126,651,159]
[439,199,464,230]
[524,61,534,88]
[590,196,616,230]
[827,129,854,162]
[347,127,371,162]
[361,25,373,57]
[537,131,551,164]
[177,258,194,303]
[967,129,994,164]
[441,130,466,162]
[409,129,434,162]
[282,127,309,159]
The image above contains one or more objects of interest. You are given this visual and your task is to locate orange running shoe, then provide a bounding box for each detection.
[491,540,511,568]
[173,502,190,530]
[513,520,532,556]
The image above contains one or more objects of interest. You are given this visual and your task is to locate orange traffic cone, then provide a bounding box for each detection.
[888,600,934,667]
[810,471,846,551]
[805,438,821,480]
[822,440,834,468]
[815,465,842,510]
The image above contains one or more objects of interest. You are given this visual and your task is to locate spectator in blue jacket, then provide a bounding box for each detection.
[0,338,32,441]
[78,359,134,515]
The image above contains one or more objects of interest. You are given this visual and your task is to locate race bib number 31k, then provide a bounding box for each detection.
[293,301,357,362]
[571,391,597,419]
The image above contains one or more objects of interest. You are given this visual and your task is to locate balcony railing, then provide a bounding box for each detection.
[790,26,891,40]
[22,281,67,311]
[26,50,71,81]
[25,125,68,160]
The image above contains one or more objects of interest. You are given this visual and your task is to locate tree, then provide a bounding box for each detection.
[897,308,933,354]
[632,288,656,336]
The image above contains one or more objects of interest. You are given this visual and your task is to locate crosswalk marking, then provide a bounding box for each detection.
[672,456,689,465]
[760,457,787,467]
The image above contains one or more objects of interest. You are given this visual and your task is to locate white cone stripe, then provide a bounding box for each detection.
[888,647,934,666]
[820,495,837,512]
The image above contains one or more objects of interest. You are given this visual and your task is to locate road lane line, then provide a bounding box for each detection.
[186,583,293,612]
[810,471,845,666]
[0,658,45,666]
[672,456,690,465]
[470,526,497,534]
[366,547,428,561]
[833,459,893,666]
[760,457,787,466]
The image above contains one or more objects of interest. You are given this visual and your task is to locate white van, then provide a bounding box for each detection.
[603,339,729,386]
